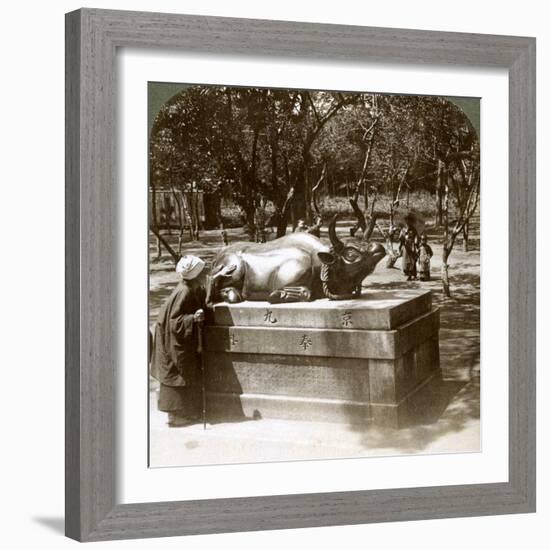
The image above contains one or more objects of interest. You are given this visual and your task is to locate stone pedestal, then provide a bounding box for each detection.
[204,289,440,428]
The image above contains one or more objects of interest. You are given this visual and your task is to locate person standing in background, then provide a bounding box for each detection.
[399,228,418,281]
[417,233,434,281]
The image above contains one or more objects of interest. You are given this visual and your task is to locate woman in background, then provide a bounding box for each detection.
[417,233,434,281]
[399,229,418,281]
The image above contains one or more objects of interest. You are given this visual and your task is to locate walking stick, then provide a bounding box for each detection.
[197,319,206,430]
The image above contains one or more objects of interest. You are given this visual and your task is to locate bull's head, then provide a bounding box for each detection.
[318,215,386,300]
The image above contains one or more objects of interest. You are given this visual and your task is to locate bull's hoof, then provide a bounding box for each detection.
[268,287,312,304]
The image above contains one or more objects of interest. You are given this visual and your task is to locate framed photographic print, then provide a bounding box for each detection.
[65,8,536,542]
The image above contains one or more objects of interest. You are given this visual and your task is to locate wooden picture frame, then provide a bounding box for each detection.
[65,8,536,542]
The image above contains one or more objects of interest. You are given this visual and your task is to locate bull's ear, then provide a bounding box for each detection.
[220,263,238,277]
[318,252,336,265]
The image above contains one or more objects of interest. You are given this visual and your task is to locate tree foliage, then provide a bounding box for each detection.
[149,85,479,244]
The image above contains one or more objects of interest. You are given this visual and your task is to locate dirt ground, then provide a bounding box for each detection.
[148,217,480,466]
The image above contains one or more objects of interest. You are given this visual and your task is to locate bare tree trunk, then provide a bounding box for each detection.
[311,163,326,219]
[149,177,163,260]
[195,193,201,240]
[360,112,378,220]
[369,192,378,219]
[349,198,367,235]
[364,213,377,241]
[436,159,444,226]
[150,225,180,265]
[165,193,173,236]
[181,193,194,241]
[442,248,451,298]
[443,165,449,233]
[303,156,313,224]
[217,201,228,246]
[243,203,256,241]
[192,192,199,240]
[170,187,185,254]
[184,189,201,241]
[441,164,452,297]
[275,212,288,238]
[275,183,295,238]
[348,117,378,235]
[462,220,469,252]
[275,160,293,238]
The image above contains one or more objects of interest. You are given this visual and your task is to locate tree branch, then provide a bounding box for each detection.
[149,225,180,263]
[311,164,327,216]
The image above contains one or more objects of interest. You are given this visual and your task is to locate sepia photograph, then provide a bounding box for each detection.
[147,82,481,468]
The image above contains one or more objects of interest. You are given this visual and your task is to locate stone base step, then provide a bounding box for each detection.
[206,372,441,429]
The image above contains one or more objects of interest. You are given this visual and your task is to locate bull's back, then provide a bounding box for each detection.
[215,233,328,264]
[213,233,328,300]
[266,232,329,256]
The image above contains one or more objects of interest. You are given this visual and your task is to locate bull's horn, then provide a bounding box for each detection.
[328,214,344,252]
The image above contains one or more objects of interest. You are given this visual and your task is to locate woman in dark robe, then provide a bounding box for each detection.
[150,255,206,426]
[399,229,418,281]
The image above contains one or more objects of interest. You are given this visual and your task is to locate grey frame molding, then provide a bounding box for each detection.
[65,8,536,542]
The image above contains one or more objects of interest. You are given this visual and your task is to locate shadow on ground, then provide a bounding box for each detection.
[343,267,480,452]
[350,377,480,454]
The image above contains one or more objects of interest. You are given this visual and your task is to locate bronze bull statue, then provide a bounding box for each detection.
[207,215,386,304]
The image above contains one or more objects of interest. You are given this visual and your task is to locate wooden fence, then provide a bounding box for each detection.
[149,190,205,230]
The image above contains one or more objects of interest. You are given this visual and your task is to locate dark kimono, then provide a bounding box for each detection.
[150,281,205,414]
[399,241,417,278]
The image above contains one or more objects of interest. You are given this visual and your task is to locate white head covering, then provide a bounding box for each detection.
[176,255,205,280]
